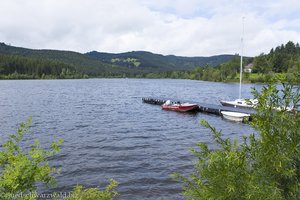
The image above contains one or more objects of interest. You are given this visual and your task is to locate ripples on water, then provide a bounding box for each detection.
[0,79,260,199]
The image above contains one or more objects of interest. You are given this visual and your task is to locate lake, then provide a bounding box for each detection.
[0,79,261,199]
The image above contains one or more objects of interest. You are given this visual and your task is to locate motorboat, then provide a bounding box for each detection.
[221,111,250,122]
[162,100,199,112]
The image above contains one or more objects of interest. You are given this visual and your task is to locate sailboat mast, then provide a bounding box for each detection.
[239,16,245,100]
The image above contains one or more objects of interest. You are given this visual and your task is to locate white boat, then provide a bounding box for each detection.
[220,17,258,109]
[273,105,294,112]
[220,98,258,109]
[221,111,250,122]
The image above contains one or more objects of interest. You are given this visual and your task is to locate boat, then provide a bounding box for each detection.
[220,98,258,109]
[220,17,258,109]
[221,111,250,122]
[273,105,295,112]
[161,100,199,112]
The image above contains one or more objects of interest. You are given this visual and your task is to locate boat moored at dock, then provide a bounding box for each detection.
[220,98,258,109]
[161,100,199,112]
[142,97,255,117]
[221,111,250,122]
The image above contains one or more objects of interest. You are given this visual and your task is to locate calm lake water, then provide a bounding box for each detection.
[0,79,261,199]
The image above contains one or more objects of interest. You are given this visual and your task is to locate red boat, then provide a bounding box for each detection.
[161,100,199,112]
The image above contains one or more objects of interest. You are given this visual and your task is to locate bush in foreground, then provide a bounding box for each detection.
[0,118,118,200]
[174,78,300,200]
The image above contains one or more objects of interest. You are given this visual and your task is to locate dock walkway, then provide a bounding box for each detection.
[142,97,256,116]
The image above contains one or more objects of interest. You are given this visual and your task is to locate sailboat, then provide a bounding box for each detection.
[220,17,258,109]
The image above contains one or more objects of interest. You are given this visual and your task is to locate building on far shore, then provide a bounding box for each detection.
[244,63,253,73]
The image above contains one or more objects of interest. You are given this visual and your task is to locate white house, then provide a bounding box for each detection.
[244,63,253,73]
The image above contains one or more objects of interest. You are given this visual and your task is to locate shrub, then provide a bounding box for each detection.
[0,118,118,200]
[174,77,300,199]
[64,179,118,200]
[0,118,63,199]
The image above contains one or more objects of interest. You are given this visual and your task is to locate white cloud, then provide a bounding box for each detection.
[0,0,299,57]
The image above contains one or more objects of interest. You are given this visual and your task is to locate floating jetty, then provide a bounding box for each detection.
[142,97,256,116]
[142,98,166,105]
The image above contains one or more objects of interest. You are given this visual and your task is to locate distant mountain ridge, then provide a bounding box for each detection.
[0,42,234,77]
[85,51,234,71]
[0,42,120,76]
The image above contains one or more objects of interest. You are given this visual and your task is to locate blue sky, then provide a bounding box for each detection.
[0,0,299,56]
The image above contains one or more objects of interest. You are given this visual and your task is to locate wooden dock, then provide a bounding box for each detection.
[142,97,256,116]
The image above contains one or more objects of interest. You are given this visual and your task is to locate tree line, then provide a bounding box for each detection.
[195,41,300,82]
[1,41,300,82]
[252,41,300,73]
[144,41,300,83]
[0,54,88,79]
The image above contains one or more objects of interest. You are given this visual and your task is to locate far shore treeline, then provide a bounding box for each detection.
[0,41,299,82]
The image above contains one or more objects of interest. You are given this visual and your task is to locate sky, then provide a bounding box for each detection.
[0,0,300,57]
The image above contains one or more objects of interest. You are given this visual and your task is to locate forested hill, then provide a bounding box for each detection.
[0,42,234,78]
[1,41,299,81]
[178,41,300,83]
[0,42,130,77]
[85,51,233,71]
[252,41,300,73]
